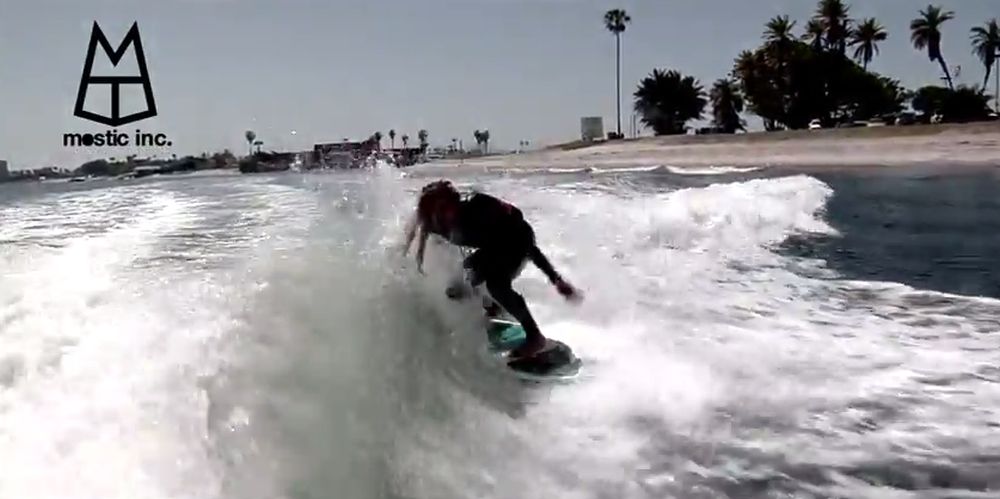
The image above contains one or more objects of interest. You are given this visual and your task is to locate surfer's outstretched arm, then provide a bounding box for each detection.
[415,226,429,273]
[402,212,429,273]
[528,245,562,284]
[402,212,419,256]
[528,246,581,301]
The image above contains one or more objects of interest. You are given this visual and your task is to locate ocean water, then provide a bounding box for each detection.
[1,164,998,499]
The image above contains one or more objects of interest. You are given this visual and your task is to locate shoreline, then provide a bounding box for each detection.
[415,122,1000,173]
[548,121,1000,148]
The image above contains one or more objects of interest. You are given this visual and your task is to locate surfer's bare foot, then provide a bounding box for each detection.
[509,336,547,359]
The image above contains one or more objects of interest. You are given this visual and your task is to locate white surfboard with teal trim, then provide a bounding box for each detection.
[485,318,581,381]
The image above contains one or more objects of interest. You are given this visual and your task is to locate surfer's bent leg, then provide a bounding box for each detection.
[483,249,545,357]
[485,277,546,357]
[465,241,545,357]
[447,265,500,318]
[445,250,483,300]
[464,248,517,319]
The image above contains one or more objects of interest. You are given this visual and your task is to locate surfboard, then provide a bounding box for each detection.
[485,319,581,380]
[486,318,528,351]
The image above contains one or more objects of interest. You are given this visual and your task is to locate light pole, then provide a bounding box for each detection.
[995,48,999,113]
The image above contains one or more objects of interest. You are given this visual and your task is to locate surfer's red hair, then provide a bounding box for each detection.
[417,180,459,222]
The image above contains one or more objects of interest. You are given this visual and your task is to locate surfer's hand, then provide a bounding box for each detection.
[555,278,582,303]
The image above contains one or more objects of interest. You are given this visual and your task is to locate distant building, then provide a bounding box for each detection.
[264,151,299,164]
[0,160,8,179]
[313,138,378,168]
[385,147,424,167]
[580,117,604,142]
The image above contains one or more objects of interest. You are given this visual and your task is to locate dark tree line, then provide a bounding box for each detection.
[611,2,998,136]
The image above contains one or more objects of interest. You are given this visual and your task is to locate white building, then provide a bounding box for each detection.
[580,117,604,142]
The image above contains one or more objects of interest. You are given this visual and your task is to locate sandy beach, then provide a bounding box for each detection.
[419,122,1000,173]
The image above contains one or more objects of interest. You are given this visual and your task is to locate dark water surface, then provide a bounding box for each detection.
[782,170,1000,300]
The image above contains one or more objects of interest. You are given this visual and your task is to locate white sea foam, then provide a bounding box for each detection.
[390,172,1000,498]
[3,169,998,499]
[665,165,764,175]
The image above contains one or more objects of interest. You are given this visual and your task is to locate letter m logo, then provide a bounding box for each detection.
[74,21,157,127]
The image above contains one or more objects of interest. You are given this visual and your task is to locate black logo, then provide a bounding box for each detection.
[74,21,157,127]
[64,21,172,148]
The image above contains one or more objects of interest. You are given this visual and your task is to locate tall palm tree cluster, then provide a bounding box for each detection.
[367,129,430,152]
[244,130,263,155]
[473,129,491,154]
[365,128,491,156]
[614,2,997,136]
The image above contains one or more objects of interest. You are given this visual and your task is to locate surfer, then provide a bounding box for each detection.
[402,180,581,359]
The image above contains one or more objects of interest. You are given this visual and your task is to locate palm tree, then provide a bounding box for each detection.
[472,130,490,154]
[417,129,429,150]
[911,5,956,90]
[734,50,756,78]
[372,131,382,150]
[710,78,745,133]
[633,69,707,135]
[244,130,256,156]
[803,19,826,51]
[971,19,1000,93]
[764,16,795,118]
[388,129,396,149]
[604,9,631,138]
[764,16,796,73]
[732,49,780,128]
[765,15,797,46]
[401,134,410,149]
[816,0,851,55]
[850,18,888,70]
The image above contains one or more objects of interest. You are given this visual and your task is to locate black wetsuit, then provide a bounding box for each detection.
[435,192,561,341]
[446,192,561,286]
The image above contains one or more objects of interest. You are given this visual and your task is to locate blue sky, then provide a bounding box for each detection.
[0,0,996,168]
